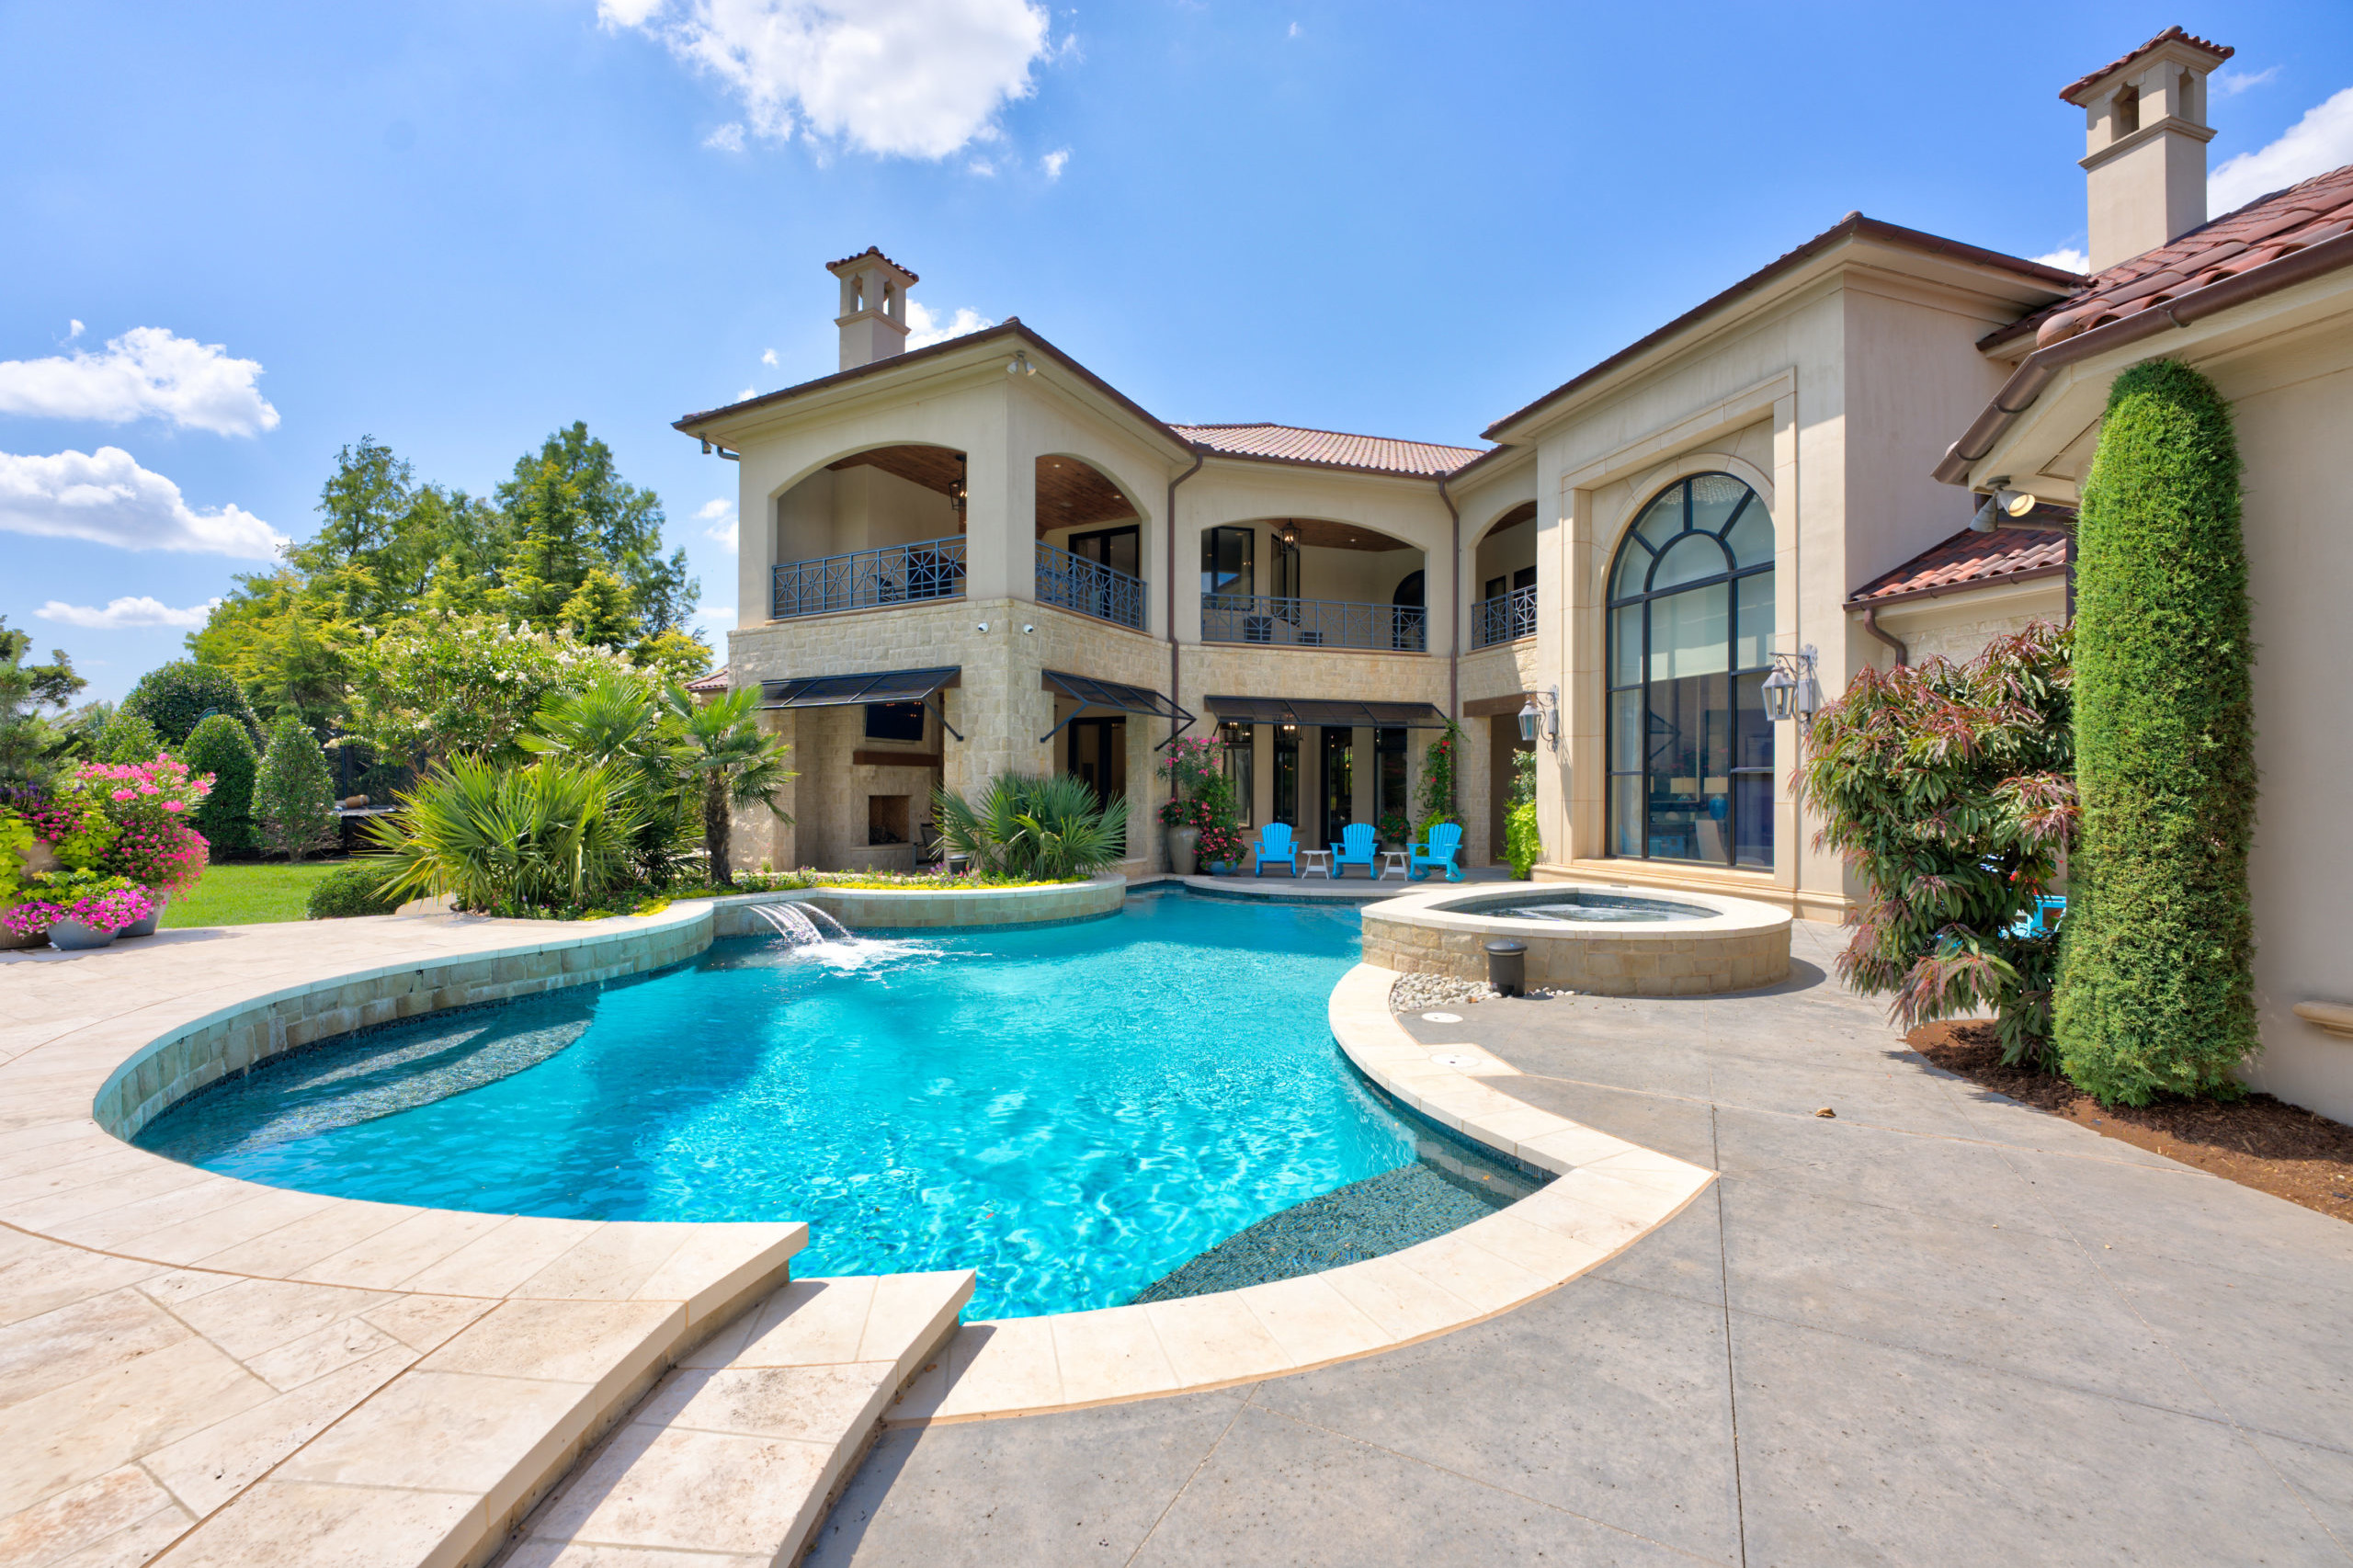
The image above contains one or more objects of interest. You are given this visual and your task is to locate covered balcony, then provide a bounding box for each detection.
[769,443,968,620]
[1199,517,1427,653]
[1470,501,1538,649]
[1033,453,1149,631]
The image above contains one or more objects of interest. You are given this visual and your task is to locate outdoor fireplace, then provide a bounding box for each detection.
[868,794,910,846]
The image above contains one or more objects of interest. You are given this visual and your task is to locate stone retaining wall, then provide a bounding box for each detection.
[707,873,1127,935]
[94,906,713,1141]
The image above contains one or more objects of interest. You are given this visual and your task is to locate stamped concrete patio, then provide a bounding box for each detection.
[812,918,2353,1566]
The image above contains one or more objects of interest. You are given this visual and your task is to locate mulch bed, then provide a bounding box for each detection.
[1911,1021,2353,1226]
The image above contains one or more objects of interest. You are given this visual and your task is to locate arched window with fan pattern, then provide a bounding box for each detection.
[1604,473,1776,867]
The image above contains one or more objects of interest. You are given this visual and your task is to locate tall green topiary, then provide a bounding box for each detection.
[184,712,259,855]
[121,661,256,745]
[253,712,338,862]
[2054,358,2257,1105]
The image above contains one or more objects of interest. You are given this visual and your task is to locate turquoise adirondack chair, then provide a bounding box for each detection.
[1332,822,1378,879]
[1253,823,1300,876]
[1410,822,1464,881]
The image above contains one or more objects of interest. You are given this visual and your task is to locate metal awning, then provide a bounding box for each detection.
[1040,670,1196,747]
[1204,696,1450,729]
[761,666,963,739]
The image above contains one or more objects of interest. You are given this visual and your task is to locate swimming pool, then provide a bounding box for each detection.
[135,892,1502,1319]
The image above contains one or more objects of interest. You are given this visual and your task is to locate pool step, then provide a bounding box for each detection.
[504,1269,975,1567]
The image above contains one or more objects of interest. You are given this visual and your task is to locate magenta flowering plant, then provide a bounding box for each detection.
[3,872,154,937]
[59,755,213,897]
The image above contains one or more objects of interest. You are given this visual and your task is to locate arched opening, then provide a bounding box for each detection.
[1034,454,1146,631]
[1603,473,1775,868]
[769,443,968,619]
[1198,517,1426,652]
[1472,500,1538,647]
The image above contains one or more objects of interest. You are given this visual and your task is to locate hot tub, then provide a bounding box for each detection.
[1359,881,1791,996]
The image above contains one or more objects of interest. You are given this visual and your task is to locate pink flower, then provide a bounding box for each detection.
[111,789,135,801]
[162,801,186,812]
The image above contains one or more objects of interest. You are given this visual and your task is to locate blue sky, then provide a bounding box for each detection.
[5,0,2348,700]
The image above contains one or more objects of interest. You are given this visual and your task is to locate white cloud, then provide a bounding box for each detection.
[967,157,997,176]
[37,595,222,631]
[698,497,739,545]
[0,326,278,437]
[760,347,779,365]
[601,0,1051,160]
[65,320,83,340]
[0,447,286,558]
[2215,65,2279,98]
[2211,86,2353,212]
[904,301,996,349]
[1040,147,1068,180]
[703,121,747,152]
[736,384,756,400]
[2033,246,2090,273]
[1287,20,1300,38]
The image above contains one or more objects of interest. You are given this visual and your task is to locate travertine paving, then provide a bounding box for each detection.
[808,921,2353,1567]
[0,912,806,1568]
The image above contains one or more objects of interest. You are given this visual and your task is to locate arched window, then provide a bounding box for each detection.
[1604,473,1775,867]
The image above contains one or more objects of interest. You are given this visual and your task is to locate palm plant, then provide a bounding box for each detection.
[932,773,1127,881]
[365,755,643,914]
[655,684,794,887]
[521,672,696,885]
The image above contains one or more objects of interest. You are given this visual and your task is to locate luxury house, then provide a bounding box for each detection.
[681,27,2351,1120]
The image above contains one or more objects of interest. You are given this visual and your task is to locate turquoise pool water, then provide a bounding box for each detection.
[136,892,1440,1318]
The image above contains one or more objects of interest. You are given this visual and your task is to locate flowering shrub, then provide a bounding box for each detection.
[1197,823,1245,864]
[60,756,212,896]
[8,785,117,869]
[343,612,638,767]
[4,872,153,936]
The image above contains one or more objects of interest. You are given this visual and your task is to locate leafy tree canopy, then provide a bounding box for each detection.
[0,617,86,786]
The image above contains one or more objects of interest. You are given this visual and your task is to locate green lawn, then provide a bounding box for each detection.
[163,860,348,927]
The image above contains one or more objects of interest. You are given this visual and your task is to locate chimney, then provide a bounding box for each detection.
[2061,28,2234,272]
[827,247,918,370]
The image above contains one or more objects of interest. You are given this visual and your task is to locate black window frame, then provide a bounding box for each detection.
[1603,473,1775,869]
[1201,525,1256,599]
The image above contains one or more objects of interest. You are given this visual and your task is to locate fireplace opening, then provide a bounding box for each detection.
[868,794,910,846]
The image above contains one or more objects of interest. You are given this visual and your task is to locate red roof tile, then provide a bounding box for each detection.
[2059,27,2232,104]
[1849,526,2070,605]
[1172,423,1486,478]
[2016,164,2353,351]
[684,666,731,692]
[826,246,918,283]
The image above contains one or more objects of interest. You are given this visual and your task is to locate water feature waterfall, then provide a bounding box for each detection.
[745,900,855,946]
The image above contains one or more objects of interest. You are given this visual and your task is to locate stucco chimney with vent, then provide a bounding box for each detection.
[2061,28,2234,272]
[827,247,917,370]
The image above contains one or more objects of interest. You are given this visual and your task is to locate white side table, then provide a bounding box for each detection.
[1378,850,1409,881]
[1299,848,1335,880]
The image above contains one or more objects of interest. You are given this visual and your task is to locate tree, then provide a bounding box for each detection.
[1802,624,2076,1064]
[185,712,260,856]
[560,567,636,648]
[2054,359,2257,1105]
[253,711,338,861]
[120,661,257,745]
[496,423,699,638]
[656,684,792,887]
[343,614,632,769]
[521,671,696,886]
[0,617,85,785]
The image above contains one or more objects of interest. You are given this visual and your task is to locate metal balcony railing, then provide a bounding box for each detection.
[1200,594,1427,653]
[770,536,966,619]
[1035,542,1147,631]
[1472,584,1537,648]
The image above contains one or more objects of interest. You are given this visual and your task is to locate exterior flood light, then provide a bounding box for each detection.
[1007,351,1037,377]
[1970,479,2040,530]
[1762,645,1822,722]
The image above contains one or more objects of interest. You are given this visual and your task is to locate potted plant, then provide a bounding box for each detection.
[0,807,39,950]
[5,872,154,951]
[1155,735,1226,877]
[57,755,212,934]
[1198,822,1245,876]
[1376,811,1410,852]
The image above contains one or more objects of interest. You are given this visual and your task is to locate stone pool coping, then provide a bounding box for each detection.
[1360,878,1793,995]
[881,961,1715,1426]
[703,872,1128,933]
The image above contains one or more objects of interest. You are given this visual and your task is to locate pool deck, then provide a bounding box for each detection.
[808,919,2353,1566]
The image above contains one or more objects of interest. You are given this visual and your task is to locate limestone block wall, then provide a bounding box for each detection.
[95,908,714,1142]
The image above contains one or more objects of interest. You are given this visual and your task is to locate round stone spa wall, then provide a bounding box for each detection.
[1360,884,1792,997]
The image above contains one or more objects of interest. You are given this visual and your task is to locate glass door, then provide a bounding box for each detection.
[1318,727,1354,847]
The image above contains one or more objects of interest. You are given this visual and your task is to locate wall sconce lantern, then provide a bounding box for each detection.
[1518,687,1561,748]
[1761,644,1822,722]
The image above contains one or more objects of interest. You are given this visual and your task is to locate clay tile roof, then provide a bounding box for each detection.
[2059,26,2233,104]
[683,666,732,693]
[2016,164,2353,350]
[825,245,918,283]
[1848,526,2071,606]
[1171,422,1486,478]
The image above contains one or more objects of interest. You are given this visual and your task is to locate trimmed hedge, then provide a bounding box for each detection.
[184,712,258,855]
[2054,358,2258,1105]
[121,661,256,745]
[307,861,402,919]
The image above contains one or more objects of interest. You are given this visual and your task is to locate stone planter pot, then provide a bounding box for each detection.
[45,919,119,952]
[1205,859,1233,878]
[0,919,41,951]
[1167,826,1199,877]
[119,893,168,937]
